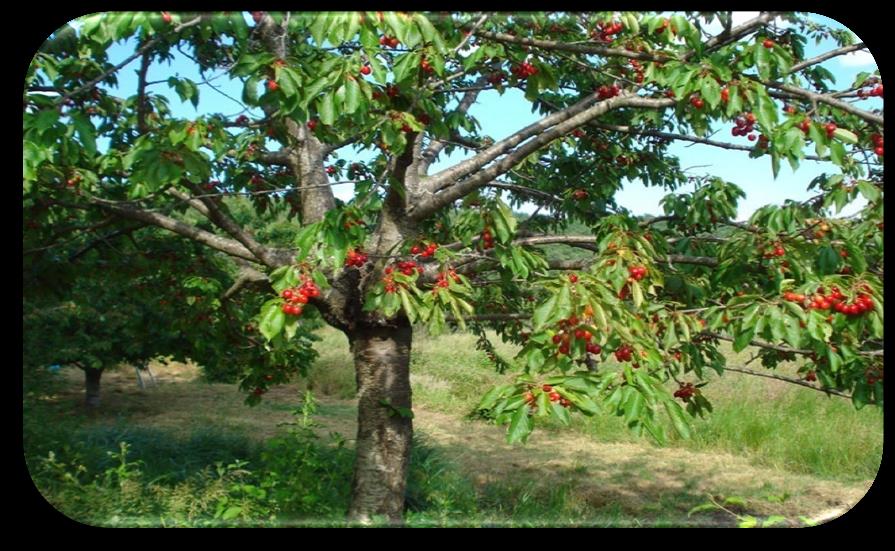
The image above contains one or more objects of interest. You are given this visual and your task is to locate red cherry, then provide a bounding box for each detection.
[558,343,570,355]
[388,37,400,48]
[568,274,579,283]
[763,38,775,48]
[360,65,371,75]
[720,87,730,103]
[267,80,279,92]
[161,12,173,24]
[875,146,884,156]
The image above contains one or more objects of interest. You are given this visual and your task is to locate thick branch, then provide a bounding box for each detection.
[88,198,259,263]
[762,80,883,125]
[135,51,152,134]
[414,94,674,219]
[788,43,867,73]
[180,184,281,268]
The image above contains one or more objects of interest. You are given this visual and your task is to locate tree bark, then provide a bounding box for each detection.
[84,367,102,408]
[347,323,414,524]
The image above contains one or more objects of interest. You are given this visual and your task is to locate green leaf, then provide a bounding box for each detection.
[555,283,573,321]
[393,51,421,84]
[310,13,330,45]
[259,300,286,341]
[318,92,335,126]
[344,77,361,115]
[664,400,691,439]
[221,506,242,520]
[631,280,644,308]
[755,91,778,131]
[754,42,771,80]
[550,402,571,425]
[829,140,846,167]
[815,245,840,275]
[507,404,532,444]
[532,294,558,331]
[70,113,97,156]
[733,326,755,352]
[832,128,858,144]
[700,77,721,109]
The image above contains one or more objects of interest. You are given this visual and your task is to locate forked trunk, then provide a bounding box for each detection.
[84,367,102,408]
[347,324,413,524]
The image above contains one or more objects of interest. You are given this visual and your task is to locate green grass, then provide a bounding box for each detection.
[306,326,882,483]
[24,326,881,526]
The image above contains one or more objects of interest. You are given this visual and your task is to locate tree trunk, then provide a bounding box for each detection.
[84,367,102,408]
[347,323,413,524]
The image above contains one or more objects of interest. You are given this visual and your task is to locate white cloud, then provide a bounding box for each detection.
[839,50,876,67]
[731,11,761,26]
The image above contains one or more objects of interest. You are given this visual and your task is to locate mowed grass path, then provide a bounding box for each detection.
[35,327,881,526]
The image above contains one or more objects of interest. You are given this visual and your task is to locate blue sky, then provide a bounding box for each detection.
[64,12,879,221]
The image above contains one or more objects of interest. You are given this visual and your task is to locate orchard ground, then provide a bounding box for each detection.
[28,327,881,527]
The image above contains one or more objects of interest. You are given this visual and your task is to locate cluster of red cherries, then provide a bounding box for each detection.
[525,385,572,409]
[614,343,634,363]
[673,383,697,402]
[591,20,624,43]
[628,265,647,281]
[480,227,496,249]
[386,260,422,278]
[731,112,757,140]
[344,249,369,268]
[551,315,602,356]
[628,59,645,83]
[511,61,538,80]
[784,286,875,316]
[280,279,321,316]
[871,133,884,157]
[762,242,786,259]
[432,270,462,293]
[596,83,621,99]
[855,77,883,99]
[379,35,400,48]
[410,241,439,258]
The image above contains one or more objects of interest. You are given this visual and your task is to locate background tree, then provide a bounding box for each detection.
[23,11,883,523]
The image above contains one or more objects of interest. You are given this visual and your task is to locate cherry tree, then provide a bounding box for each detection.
[23,11,883,523]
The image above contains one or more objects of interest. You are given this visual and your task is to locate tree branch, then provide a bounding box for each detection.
[180,183,281,268]
[135,50,152,134]
[419,77,487,174]
[58,15,205,104]
[589,121,824,161]
[719,365,855,400]
[414,94,674,219]
[87,197,260,263]
[761,80,883,125]
[788,42,867,73]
